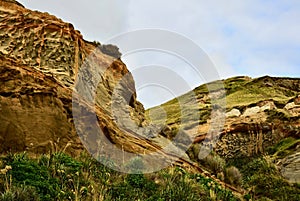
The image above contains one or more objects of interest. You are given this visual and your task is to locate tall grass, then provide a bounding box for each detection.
[0,152,240,201]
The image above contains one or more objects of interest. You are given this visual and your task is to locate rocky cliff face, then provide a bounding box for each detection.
[0,0,154,157]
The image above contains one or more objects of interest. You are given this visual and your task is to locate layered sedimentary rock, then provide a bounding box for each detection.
[0,0,154,158]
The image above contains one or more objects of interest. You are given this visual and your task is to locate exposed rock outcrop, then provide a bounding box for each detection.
[0,0,160,160]
[284,101,300,117]
[226,109,241,118]
[280,151,300,183]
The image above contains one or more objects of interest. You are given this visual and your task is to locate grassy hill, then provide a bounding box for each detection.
[146,76,300,138]
[145,75,300,200]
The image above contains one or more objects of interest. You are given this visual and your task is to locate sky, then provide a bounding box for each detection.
[18,0,300,108]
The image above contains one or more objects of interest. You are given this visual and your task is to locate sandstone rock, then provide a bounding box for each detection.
[241,102,276,117]
[0,1,205,174]
[281,152,300,183]
[295,95,300,105]
[260,101,277,111]
[226,109,241,118]
[0,0,161,158]
[284,102,296,110]
[242,106,261,117]
[284,102,300,116]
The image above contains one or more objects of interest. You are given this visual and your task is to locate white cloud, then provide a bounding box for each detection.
[19,0,129,41]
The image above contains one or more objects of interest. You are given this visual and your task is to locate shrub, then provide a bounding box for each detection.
[193,174,239,201]
[100,44,122,58]
[224,166,242,186]
[202,154,226,175]
[6,154,57,200]
[110,174,158,200]
[157,168,204,201]
[236,157,300,200]
[241,158,276,181]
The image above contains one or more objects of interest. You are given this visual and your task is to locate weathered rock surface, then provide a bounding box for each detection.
[281,151,300,183]
[226,109,241,118]
[284,101,300,117]
[241,101,277,117]
[0,0,168,160]
[279,145,300,183]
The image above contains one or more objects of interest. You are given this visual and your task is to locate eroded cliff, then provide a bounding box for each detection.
[0,0,154,158]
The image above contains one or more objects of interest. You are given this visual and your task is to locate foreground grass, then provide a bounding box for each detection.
[1,137,299,200]
[0,152,239,201]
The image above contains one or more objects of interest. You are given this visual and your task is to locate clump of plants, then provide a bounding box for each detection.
[99,44,122,58]
[224,166,242,186]
[202,153,226,175]
[199,152,242,188]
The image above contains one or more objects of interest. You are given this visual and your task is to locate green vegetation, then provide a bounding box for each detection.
[196,152,243,188]
[239,157,300,200]
[197,137,300,201]
[146,95,211,139]
[227,154,300,201]
[202,154,226,176]
[224,77,296,108]
[99,44,122,58]
[0,152,240,201]
[267,137,300,158]
[224,166,242,187]
[147,76,299,140]
[266,109,290,122]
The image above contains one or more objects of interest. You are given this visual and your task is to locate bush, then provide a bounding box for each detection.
[157,168,204,201]
[202,154,226,175]
[241,158,276,181]
[110,174,158,200]
[224,166,242,186]
[100,44,122,58]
